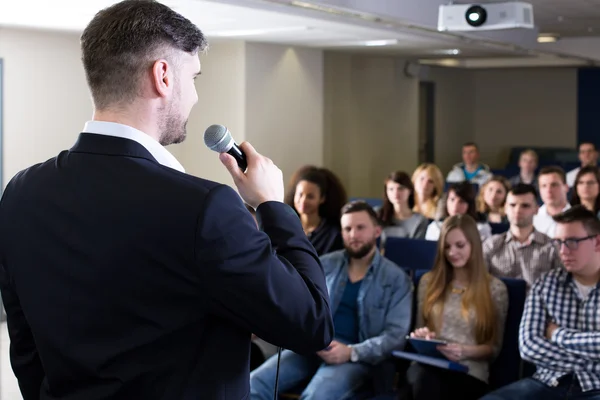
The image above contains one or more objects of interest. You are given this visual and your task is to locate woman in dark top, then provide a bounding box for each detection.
[476,176,510,224]
[571,165,600,219]
[284,165,347,256]
[377,171,429,243]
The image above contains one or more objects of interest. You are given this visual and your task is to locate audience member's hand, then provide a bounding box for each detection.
[410,327,436,340]
[316,341,351,364]
[546,321,559,340]
[437,343,465,362]
[251,334,257,341]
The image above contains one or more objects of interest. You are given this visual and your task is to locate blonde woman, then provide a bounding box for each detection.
[405,215,509,400]
[477,176,510,224]
[412,163,444,220]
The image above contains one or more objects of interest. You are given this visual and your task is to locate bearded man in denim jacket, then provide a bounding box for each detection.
[250,201,413,400]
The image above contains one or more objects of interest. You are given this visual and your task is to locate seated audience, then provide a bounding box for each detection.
[566,142,598,187]
[482,206,600,399]
[403,215,509,400]
[509,149,539,191]
[484,184,562,290]
[534,166,571,238]
[425,181,492,241]
[284,165,347,255]
[412,163,445,220]
[477,176,510,223]
[376,171,429,244]
[571,165,600,219]
[446,142,493,185]
[249,201,413,400]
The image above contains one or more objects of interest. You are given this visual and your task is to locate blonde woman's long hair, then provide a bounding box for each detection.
[422,214,497,345]
[412,163,444,219]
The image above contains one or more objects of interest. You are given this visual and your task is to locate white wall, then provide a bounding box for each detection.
[324,52,419,197]
[0,28,92,185]
[176,40,247,187]
[472,68,577,167]
[0,29,325,190]
[428,67,475,174]
[428,66,577,172]
[244,43,324,181]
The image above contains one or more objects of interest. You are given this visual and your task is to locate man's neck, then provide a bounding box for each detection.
[348,248,376,281]
[520,172,535,183]
[546,202,567,216]
[510,225,535,243]
[572,265,600,287]
[464,163,480,173]
[93,108,159,143]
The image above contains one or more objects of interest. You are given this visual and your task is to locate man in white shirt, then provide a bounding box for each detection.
[446,142,493,186]
[534,166,571,238]
[566,142,598,187]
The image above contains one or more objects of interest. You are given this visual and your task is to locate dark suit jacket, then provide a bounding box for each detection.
[0,133,333,400]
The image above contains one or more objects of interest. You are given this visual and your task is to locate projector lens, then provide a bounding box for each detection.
[465,5,487,27]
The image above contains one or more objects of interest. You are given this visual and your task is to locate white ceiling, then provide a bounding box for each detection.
[0,0,598,68]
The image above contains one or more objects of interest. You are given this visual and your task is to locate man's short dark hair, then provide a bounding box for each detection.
[509,183,538,200]
[538,166,566,184]
[579,142,597,151]
[341,201,380,225]
[462,142,478,150]
[553,205,600,235]
[81,0,207,109]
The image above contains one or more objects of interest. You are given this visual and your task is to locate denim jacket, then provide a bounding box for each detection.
[320,250,413,365]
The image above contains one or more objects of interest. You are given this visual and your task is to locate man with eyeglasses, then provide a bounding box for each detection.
[482,205,600,399]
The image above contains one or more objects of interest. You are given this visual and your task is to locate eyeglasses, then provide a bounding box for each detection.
[551,235,596,251]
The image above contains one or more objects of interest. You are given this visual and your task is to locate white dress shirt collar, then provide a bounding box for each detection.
[82,121,185,173]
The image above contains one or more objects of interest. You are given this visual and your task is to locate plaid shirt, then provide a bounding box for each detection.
[519,267,600,392]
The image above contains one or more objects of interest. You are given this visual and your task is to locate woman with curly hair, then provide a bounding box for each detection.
[284,165,348,255]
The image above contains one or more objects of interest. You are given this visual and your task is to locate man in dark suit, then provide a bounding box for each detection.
[0,1,333,399]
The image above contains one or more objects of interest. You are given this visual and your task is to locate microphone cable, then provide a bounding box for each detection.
[273,347,283,400]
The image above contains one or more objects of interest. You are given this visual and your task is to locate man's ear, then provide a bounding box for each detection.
[151,59,172,98]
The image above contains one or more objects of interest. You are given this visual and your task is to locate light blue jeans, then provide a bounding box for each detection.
[249,349,370,400]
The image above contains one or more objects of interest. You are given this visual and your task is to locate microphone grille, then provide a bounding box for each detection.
[204,124,232,153]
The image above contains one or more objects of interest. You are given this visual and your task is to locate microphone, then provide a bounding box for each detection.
[204,124,247,171]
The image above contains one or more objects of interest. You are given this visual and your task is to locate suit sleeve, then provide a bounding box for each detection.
[0,262,44,400]
[195,185,334,354]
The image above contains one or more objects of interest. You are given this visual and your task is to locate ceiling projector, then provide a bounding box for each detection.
[438,2,534,31]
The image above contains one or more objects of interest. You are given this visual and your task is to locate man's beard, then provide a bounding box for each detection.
[159,113,187,146]
[158,99,187,146]
[345,239,376,259]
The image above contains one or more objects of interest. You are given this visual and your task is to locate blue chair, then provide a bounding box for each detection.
[489,222,509,235]
[384,238,437,273]
[489,278,527,390]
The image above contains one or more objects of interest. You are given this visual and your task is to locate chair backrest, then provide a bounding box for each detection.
[384,237,438,272]
[489,222,510,235]
[489,277,527,389]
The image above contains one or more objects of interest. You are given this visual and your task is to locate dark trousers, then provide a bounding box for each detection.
[399,362,489,400]
[481,375,600,400]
